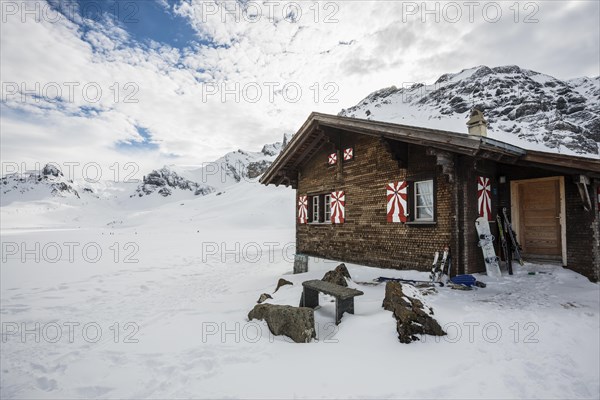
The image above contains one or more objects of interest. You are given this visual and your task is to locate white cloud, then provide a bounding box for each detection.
[1,0,598,172]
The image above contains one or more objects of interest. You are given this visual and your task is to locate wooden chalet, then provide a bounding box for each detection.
[260,111,600,282]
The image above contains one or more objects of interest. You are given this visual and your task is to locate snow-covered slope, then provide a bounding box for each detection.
[0,135,291,231]
[1,104,599,398]
[339,65,599,157]
[173,134,290,189]
[1,172,598,399]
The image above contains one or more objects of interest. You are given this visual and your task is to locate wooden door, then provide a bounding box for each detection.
[518,179,562,258]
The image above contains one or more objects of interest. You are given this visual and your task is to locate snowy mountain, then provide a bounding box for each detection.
[172,134,291,189]
[1,164,82,201]
[0,135,290,210]
[131,167,215,198]
[339,65,600,156]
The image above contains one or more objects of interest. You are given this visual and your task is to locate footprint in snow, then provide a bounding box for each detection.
[36,377,58,391]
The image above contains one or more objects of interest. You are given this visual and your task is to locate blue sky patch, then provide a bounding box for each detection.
[116,126,160,151]
[55,0,201,50]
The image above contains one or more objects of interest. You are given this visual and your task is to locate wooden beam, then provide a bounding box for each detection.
[523,152,600,174]
[290,133,328,169]
[381,137,409,168]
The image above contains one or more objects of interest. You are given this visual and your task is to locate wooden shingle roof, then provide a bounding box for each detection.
[260,112,600,187]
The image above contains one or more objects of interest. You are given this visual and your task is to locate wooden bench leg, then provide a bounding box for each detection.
[335,298,355,325]
[300,287,319,308]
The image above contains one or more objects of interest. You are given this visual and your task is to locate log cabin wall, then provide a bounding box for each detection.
[296,131,456,271]
[564,178,599,282]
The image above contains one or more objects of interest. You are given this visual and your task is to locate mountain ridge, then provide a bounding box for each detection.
[339,65,599,156]
[0,134,290,205]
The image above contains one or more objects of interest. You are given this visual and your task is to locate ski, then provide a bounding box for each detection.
[475,217,502,278]
[375,276,444,287]
[496,214,512,275]
[445,248,453,281]
[430,248,448,284]
[436,247,449,283]
[428,251,439,282]
[502,207,525,266]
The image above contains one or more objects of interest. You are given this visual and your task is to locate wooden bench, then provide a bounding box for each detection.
[299,280,364,325]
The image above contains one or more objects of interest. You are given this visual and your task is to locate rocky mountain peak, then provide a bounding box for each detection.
[1,163,80,199]
[133,166,215,197]
[340,65,599,156]
[41,163,63,177]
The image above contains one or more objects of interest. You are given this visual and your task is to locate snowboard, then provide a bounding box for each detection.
[475,217,502,278]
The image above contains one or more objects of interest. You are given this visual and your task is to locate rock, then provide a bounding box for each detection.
[50,182,80,198]
[158,187,172,197]
[281,133,290,149]
[226,164,242,182]
[382,281,446,344]
[42,164,62,177]
[248,304,316,343]
[257,293,273,304]
[492,65,522,74]
[261,142,282,156]
[321,263,351,287]
[1,165,79,199]
[335,263,351,279]
[274,278,293,293]
[194,186,213,196]
[515,102,542,119]
[547,120,580,133]
[131,166,215,198]
[246,160,272,178]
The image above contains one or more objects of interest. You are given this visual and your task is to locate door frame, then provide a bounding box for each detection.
[510,176,567,266]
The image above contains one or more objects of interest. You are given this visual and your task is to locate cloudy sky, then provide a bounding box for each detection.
[1,0,598,171]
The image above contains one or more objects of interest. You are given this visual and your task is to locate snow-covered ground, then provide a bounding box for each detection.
[1,178,599,399]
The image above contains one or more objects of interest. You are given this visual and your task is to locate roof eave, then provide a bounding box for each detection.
[260,113,600,185]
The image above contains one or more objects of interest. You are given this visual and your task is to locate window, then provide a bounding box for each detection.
[309,193,332,224]
[414,180,434,221]
[312,196,320,223]
[324,194,332,221]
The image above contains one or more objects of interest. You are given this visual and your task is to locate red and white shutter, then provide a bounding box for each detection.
[386,181,408,223]
[330,191,345,224]
[328,152,337,165]
[343,147,353,161]
[298,195,308,224]
[477,176,492,221]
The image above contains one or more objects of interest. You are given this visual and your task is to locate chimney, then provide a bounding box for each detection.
[466,109,488,137]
